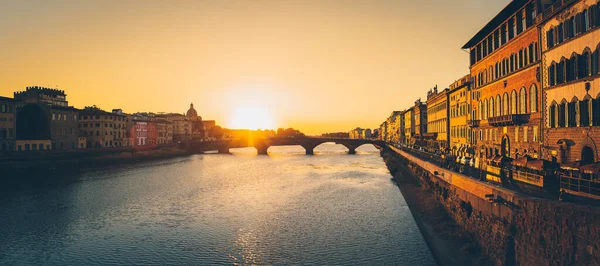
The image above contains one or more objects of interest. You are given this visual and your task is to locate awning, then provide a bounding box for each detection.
[560,161,582,171]
[526,159,559,171]
[580,162,600,174]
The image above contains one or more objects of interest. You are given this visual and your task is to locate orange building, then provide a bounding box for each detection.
[464,0,543,169]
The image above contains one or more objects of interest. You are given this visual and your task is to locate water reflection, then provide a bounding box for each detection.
[0,144,435,265]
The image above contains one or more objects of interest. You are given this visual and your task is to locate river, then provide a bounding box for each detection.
[0,144,436,265]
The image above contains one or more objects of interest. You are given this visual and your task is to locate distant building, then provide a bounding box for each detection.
[448,76,471,157]
[79,106,128,148]
[163,113,191,142]
[403,108,415,145]
[413,99,429,147]
[0,96,16,152]
[426,86,449,151]
[13,86,79,151]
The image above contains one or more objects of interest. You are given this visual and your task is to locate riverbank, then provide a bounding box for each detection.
[380,147,493,266]
[1,147,198,176]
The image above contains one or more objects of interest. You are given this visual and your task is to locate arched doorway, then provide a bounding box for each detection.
[501,135,510,157]
[581,146,595,165]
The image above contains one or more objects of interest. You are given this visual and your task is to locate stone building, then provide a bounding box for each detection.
[539,0,600,198]
[155,115,174,144]
[413,99,429,147]
[448,76,472,157]
[379,121,388,141]
[464,0,542,164]
[426,86,449,151]
[403,107,415,145]
[349,128,364,139]
[0,96,16,152]
[541,0,600,164]
[79,107,128,148]
[13,86,80,151]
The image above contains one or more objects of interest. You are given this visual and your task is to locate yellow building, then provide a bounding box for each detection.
[403,107,415,145]
[448,75,471,156]
[79,107,128,148]
[426,86,449,151]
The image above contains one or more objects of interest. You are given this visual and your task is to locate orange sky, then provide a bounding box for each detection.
[0,0,510,135]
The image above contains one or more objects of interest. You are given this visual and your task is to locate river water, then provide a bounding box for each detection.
[0,144,435,265]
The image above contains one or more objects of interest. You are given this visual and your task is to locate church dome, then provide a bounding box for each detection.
[186,103,198,119]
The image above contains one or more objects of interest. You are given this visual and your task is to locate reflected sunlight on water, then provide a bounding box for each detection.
[0,144,435,265]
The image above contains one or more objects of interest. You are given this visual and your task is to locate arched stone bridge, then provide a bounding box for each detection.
[196,137,385,155]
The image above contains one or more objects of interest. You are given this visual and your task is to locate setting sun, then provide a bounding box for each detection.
[228,106,276,130]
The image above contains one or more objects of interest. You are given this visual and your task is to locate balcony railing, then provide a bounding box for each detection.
[467,120,480,128]
[488,114,530,127]
[542,0,577,20]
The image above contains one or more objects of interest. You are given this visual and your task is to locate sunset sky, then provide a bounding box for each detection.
[0,0,510,134]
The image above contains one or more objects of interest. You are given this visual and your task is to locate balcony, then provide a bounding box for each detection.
[488,114,530,127]
[467,120,480,128]
[542,0,577,20]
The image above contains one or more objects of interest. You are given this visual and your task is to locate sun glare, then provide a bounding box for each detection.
[228,106,276,130]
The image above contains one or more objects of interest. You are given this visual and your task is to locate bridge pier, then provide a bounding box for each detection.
[301,143,319,155]
[255,145,269,155]
[348,148,356,155]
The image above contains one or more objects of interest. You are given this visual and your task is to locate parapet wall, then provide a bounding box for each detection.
[390,147,600,266]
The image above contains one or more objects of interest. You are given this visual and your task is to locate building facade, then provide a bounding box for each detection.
[541,0,600,164]
[413,99,428,147]
[79,106,128,148]
[449,76,472,157]
[0,96,16,152]
[403,107,415,145]
[426,86,449,151]
[14,86,80,151]
[465,0,543,164]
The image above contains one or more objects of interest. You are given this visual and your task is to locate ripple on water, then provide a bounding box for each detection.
[0,145,435,266]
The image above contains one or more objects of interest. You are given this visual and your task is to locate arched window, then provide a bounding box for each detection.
[594,95,600,126]
[557,58,566,84]
[558,100,567,127]
[495,62,499,79]
[519,49,524,69]
[568,98,578,127]
[483,99,488,119]
[558,23,564,44]
[549,63,556,86]
[588,6,596,29]
[503,92,509,116]
[581,96,591,127]
[550,102,557,128]
[510,90,518,114]
[547,27,555,48]
[478,101,482,120]
[593,45,599,75]
[490,66,494,81]
[483,69,487,84]
[520,87,527,114]
[579,49,591,78]
[530,43,536,62]
[530,84,538,113]
[496,95,501,117]
[510,54,515,72]
[583,9,589,32]
[566,53,577,82]
[504,58,509,75]
[489,97,495,118]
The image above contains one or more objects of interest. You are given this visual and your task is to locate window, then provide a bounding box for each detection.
[520,88,527,114]
[594,97,600,126]
[557,59,565,84]
[503,93,509,116]
[547,28,555,48]
[581,99,591,127]
[515,127,519,142]
[530,84,538,113]
[579,51,591,78]
[550,104,557,128]
[567,54,577,82]
[489,97,495,118]
[549,63,556,86]
[510,90,518,114]
[533,126,538,142]
[568,100,577,127]
[524,126,528,142]
[558,101,566,127]
[519,49,524,69]
[496,95,502,117]
[558,23,564,44]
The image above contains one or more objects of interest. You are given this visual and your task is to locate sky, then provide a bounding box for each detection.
[0,0,511,135]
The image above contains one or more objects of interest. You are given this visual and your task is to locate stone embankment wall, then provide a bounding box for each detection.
[383,146,600,266]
